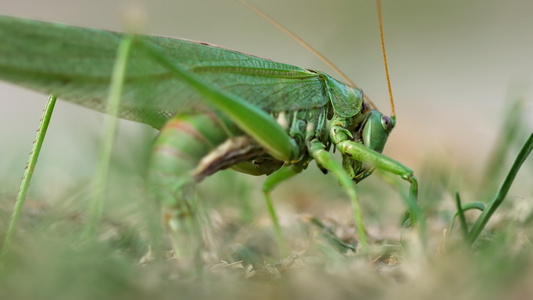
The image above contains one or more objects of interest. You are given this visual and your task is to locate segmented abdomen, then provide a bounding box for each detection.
[149,105,330,209]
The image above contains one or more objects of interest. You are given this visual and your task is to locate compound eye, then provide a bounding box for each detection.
[381,115,393,132]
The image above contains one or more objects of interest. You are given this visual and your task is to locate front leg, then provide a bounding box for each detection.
[330,115,422,230]
[335,139,421,227]
[307,139,369,249]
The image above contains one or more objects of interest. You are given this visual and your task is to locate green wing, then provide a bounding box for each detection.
[0,16,331,129]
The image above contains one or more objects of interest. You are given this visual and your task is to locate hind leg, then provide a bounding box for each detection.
[149,113,264,264]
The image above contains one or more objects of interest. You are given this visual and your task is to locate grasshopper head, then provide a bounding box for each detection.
[362,109,395,153]
[346,107,395,183]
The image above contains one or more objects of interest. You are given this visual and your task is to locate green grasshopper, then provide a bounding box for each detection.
[0,4,418,262]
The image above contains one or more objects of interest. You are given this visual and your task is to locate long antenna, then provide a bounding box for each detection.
[237,0,378,109]
[377,0,395,117]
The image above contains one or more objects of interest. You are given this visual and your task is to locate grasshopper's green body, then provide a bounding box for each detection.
[0,16,418,260]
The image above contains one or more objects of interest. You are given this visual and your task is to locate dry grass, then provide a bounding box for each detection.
[0,101,532,300]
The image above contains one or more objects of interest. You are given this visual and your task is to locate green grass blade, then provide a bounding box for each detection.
[1,95,57,260]
[83,36,133,238]
[454,191,468,239]
[448,193,485,239]
[309,217,357,253]
[468,132,533,244]
[479,100,525,198]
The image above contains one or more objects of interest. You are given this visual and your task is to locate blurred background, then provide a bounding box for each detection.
[0,0,532,212]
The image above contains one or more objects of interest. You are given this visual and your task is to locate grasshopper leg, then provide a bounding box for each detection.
[149,112,264,264]
[335,140,423,235]
[262,165,303,256]
[308,139,369,249]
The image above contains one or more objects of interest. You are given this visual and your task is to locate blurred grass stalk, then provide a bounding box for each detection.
[449,99,532,244]
[467,131,533,243]
[0,95,57,262]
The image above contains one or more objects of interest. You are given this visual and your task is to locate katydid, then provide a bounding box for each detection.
[0,4,418,262]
